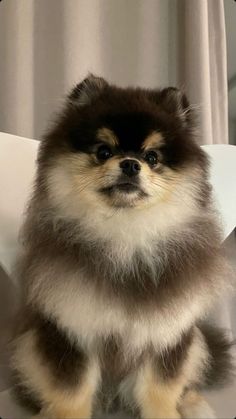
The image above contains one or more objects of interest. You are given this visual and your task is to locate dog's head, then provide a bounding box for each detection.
[37,75,210,232]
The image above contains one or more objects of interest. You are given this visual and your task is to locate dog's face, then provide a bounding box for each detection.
[38,75,209,223]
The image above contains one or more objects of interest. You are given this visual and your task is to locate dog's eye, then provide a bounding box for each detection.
[97,145,113,161]
[144,151,158,166]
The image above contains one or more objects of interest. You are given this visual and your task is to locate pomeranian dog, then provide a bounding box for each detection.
[11,75,234,419]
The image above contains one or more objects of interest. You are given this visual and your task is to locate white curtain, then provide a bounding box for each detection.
[0,0,228,144]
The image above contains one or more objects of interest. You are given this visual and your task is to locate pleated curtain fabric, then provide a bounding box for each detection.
[177,0,229,144]
[0,0,228,144]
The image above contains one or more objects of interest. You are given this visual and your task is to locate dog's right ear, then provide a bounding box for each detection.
[68,74,108,106]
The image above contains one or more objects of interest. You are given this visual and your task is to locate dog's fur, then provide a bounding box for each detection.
[11,75,234,418]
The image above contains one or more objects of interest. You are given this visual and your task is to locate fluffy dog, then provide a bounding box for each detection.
[11,75,234,418]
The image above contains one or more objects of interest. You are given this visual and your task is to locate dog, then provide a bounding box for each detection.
[11,75,234,418]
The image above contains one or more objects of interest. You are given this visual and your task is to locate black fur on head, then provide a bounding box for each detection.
[39,74,207,173]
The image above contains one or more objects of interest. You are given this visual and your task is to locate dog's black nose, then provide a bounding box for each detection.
[120,159,141,177]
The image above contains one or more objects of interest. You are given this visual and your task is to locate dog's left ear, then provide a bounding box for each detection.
[153,87,192,125]
[69,74,108,105]
[160,87,189,113]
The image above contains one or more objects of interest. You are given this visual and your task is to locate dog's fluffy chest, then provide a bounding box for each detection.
[41,275,202,355]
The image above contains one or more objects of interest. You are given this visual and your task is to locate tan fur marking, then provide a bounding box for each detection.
[142,131,163,149]
[179,390,216,418]
[42,377,96,418]
[181,389,204,406]
[133,329,209,419]
[42,399,92,419]
[97,127,119,146]
[134,361,181,419]
[12,331,100,419]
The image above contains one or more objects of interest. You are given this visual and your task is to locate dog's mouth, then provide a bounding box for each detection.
[115,182,140,192]
[99,179,141,195]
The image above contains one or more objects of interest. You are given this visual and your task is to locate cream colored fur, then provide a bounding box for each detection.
[11,330,100,418]
[46,156,211,265]
[180,391,216,419]
[119,327,210,418]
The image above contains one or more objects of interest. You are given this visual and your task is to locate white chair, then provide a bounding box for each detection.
[0,132,236,418]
